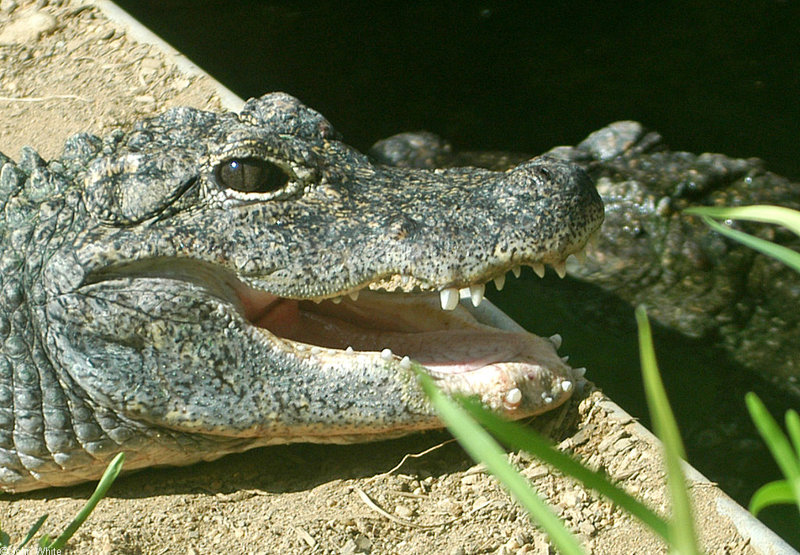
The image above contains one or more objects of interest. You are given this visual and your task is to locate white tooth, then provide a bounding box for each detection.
[348,290,360,301]
[469,284,485,307]
[511,266,522,278]
[493,274,506,291]
[532,262,545,278]
[345,346,354,354]
[542,394,553,404]
[561,355,569,363]
[459,287,470,298]
[380,348,393,361]
[574,250,587,264]
[549,334,562,349]
[561,380,573,392]
[399,356,411,370]
[504,387,522,405]
[573,367,587,378]
[553,260,567,278]
[439,288,460,310]
[313,298,323,304]
[311,347,322,355]
[331,296,342,304]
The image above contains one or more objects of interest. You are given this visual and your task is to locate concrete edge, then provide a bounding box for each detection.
[94,0,244,112]
[716,496,798,555]
[595,398,797,554]
[90,4,799,552]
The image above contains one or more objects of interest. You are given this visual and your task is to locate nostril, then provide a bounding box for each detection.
[388,216,420,242]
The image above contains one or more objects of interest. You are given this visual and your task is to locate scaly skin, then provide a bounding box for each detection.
[0,93,603,491]
[372,121,800,397]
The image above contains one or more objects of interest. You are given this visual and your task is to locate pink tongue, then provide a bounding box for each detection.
[235,286,302,338]
[251,299,302,338]
[284,311,526,374]
[234,285,531,375]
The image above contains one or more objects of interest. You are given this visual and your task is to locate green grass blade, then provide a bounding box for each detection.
[749,480,796,516]
[786,410,800,461]
[45,452,125,550]
[19,513,48,548]
[685,205,800,237]
[415,368,585,555]
[636,305,701,555]
[458,395,671,541]
[745,393,800,515]
[692,215,800,273]
[745,394,800,481]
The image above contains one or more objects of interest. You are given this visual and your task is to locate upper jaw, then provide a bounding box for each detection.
[220,154,604,300]
[237,222,599,311]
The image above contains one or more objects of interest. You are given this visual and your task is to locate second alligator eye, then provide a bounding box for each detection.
[216,157,291,193]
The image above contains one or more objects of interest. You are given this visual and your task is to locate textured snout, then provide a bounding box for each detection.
[496,157,604,263]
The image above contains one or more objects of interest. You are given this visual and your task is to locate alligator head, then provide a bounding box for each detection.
[3,93,602,490]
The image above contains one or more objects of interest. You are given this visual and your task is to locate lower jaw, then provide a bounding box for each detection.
[243,289,580,415]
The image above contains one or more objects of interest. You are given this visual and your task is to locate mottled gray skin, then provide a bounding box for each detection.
[0,93,602,491]
[372,122,800,396]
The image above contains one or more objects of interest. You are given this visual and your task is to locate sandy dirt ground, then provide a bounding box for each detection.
[0,2,768,553]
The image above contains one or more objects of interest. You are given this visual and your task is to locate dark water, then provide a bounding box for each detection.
[116,0,800,546]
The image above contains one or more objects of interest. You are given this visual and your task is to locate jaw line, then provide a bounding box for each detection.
[86,258,580,416]
[233,281,579,416]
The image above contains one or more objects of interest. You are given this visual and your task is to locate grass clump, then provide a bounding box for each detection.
[688,204,800,519]
[0,452,124,551]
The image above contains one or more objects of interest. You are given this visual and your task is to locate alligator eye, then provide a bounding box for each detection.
[215,157,291,193]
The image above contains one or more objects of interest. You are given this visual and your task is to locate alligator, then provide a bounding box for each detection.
[0,93,603,492]
[371,122,800,398]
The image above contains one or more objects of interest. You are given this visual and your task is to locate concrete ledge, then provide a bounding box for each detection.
[96,0,243,112]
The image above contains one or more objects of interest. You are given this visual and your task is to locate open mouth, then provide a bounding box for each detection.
[86,247,589,419]
[231,257,587,415]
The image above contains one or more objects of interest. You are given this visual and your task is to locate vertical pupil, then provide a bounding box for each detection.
[216,157,290,193]
[230,160,246,190]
